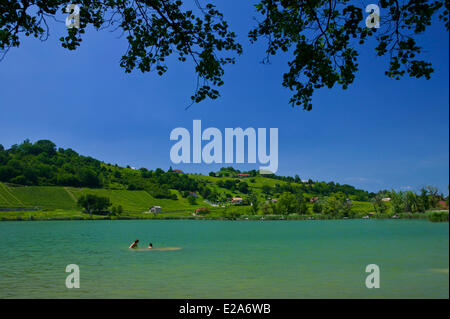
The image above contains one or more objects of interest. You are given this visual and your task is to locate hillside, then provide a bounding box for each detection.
[0,178,374,218]
[0,139,373,201]
[0,182,210,212]
[1,139,447,221]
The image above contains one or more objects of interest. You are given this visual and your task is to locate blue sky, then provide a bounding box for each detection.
[0,1,448,194]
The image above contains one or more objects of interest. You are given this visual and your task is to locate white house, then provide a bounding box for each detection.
[149,206,162,214]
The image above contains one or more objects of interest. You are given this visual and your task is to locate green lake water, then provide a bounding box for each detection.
[0,219,448,298]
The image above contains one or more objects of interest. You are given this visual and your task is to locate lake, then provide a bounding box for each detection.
[0,219,448,298]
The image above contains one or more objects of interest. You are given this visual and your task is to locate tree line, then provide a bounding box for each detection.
[1,140,446,212]
[372,187,447,215]
[0,140,204,199]
[211,166,372,201]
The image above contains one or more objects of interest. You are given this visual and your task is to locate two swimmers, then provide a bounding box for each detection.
[129,239,153,249]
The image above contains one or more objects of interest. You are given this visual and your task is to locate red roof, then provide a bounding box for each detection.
[438,200,449,209]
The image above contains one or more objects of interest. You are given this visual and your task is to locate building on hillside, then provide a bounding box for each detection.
[438,200,449,209]
[237,173,250,178]
[149,206,161,214]
[173,169,183,174]
[231,197,243,203]
[382,198,391,202]
[310,197,319,203]
[195,207,209,215]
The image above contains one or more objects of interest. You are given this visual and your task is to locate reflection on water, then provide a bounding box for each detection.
[430,268,449,274]
[132,247,182,252]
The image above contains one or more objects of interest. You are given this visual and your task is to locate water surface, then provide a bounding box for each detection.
[0,220,448,298]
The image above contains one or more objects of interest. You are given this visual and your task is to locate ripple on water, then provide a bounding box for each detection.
[430,268,449,274]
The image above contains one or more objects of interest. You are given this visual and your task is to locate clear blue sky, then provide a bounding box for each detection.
[0,1,448,194]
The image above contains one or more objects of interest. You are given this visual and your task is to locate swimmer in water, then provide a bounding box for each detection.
[129,239,139,249]
[148,243,153,249]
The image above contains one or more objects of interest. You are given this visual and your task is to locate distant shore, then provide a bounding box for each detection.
[0,209,448,222]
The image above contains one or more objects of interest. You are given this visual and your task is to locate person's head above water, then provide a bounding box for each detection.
[135,239,139,243]
[148,243,153,248]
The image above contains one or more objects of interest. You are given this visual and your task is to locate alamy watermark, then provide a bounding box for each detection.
[169,120,278,174]
[365,264,380,288]
[65,264,80,288]
[65,3,380,30]
[65,4,80,29]
[365,4,380,29]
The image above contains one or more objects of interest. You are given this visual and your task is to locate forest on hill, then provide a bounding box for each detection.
[0,139,373,202]
[0,140,447,221]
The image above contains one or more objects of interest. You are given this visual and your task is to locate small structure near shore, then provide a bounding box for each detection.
[310,197,319,203]
[149,206,162,214]
[438,200,449,209]
[231,197,243,203]
[194,207,210,215]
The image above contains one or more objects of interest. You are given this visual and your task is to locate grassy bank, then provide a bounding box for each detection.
[1,208,447,222]
[0,181,374,216]
[0,182,210,212]
[1,182,447,223]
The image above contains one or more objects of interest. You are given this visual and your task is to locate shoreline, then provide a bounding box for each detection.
[0,210,448,222]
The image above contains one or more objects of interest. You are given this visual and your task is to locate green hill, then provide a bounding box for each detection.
[0,182,210,213]
[67,187,205,212]
[0,140,373,198]
[9,185,77,210]
[1,140,446,221]
[0,182,25,207]
[0,139,379,217]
